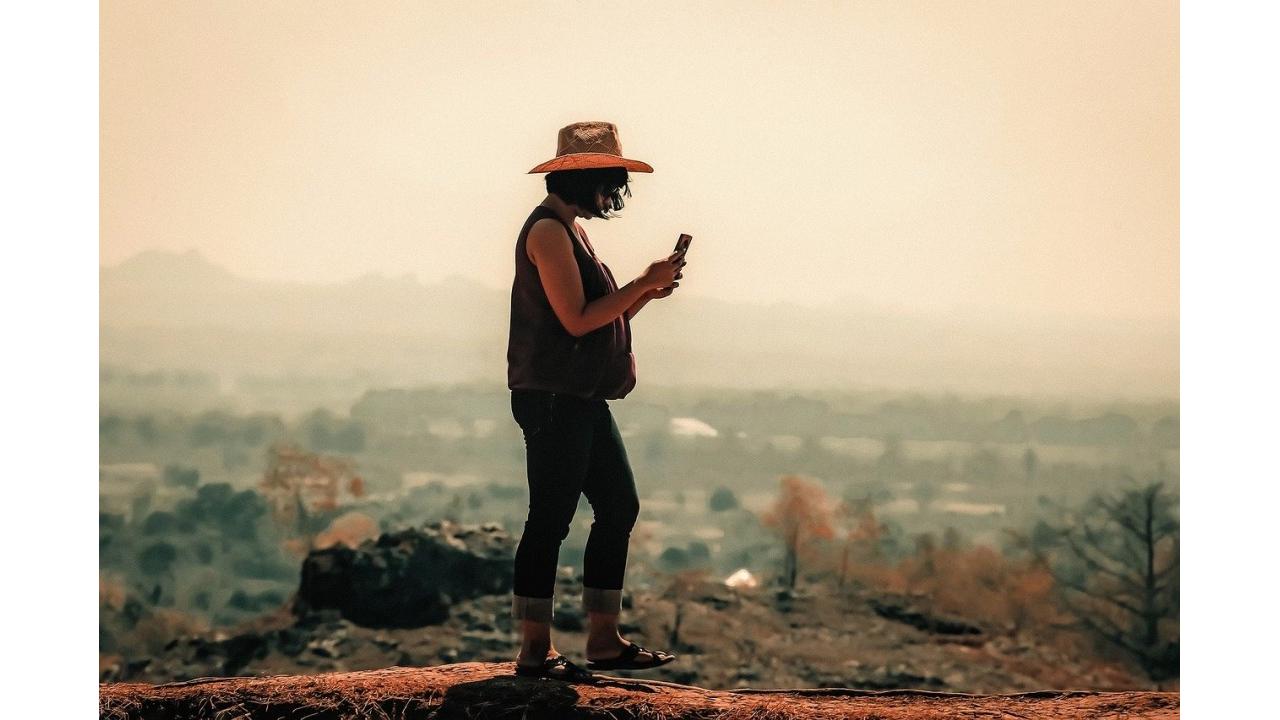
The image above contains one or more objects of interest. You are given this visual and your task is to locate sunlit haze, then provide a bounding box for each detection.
[102,0,1177,324]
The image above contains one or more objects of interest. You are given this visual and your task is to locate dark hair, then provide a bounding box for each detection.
[545,167,632,219]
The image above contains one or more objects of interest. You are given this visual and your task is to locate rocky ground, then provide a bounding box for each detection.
[100,521,1160,694]
[99,661,1180,720]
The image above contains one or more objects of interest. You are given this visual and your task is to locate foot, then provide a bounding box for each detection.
[515,645,557,670]
[585,639,676,670]
[514,653,597,683]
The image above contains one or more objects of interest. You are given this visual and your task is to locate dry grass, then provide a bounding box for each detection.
[100,661,1179,720]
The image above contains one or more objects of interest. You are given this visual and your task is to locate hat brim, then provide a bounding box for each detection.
[528,153,654,174]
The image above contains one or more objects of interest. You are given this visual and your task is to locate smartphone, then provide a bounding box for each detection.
[673,233,693,255]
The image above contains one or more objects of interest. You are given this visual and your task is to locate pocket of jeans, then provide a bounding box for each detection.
[511,391,555,439]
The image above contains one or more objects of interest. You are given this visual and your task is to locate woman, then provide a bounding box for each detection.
[507,121,685,682]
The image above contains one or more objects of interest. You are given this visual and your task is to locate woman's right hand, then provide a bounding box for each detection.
[640,251,687,290]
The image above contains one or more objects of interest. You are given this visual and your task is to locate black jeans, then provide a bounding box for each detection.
[509,389,640,622]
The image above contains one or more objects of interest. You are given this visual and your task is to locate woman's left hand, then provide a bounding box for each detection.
[648,255,685,299]
[648,282,679,300]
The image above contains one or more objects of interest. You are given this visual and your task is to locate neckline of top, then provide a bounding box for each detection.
[536,204,596,259]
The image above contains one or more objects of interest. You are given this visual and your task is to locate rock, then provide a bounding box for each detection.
[294,520,516,629]
[216,634,265,675]
[868,595,984,638]
[845,663,947,690]
[699,593,733,611]
[658,666,701,685]
[306,637,343,659]
[372,632,400,649]
[460,630,509,653]
[154,631,271,678]
[276,625,311,653]
[724,568,761,590]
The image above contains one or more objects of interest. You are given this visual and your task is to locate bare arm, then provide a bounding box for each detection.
[624,282,681,320]
[527,219,680,337]
[625,255,685,320]
[624,292,653,320]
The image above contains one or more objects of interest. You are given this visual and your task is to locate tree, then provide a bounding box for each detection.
[911,474,939,516]
[100,414,126,443]
[961,444,1004,485]
[189,411,237,447]
[1022,446,1039,485]
[874,434,904,483]
[444,493,464,521]
[138,542,178,577]
[300,409,367,454]
[835,496,887,587]
[162,464,200,489]
[175,482,268,539]
[241,413,286,446]
[141,511,178,535]
[662,567,713,653]
[258,443,365,555]
[134,415,160,445]
[658,546,690,571]
[941,526,965,552]
[708,486,739,512]
[1041,480,1179,682]
[902,534,1060,634]
[760,475,837,589]
[1151,416,1179,450]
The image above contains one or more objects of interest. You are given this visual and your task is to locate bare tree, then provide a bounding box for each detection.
[836,496,886,588]
[1022,445,1039,485]
[1042,479,1179,682]
[662,568,713,653]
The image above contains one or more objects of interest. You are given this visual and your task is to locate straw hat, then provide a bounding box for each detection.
[527,121,654,174]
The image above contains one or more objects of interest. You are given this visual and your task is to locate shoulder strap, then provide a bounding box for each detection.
[573,222,599,258]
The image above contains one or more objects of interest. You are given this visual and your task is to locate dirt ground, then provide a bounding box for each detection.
[100,660,1180,720]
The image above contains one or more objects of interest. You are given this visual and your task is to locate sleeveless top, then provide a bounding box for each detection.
[507,205,637,400]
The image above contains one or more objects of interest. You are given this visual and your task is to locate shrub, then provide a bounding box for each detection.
[708,486,739,512]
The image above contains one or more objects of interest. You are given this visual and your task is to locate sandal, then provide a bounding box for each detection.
[585,641,677,671]
[514,654,598,683]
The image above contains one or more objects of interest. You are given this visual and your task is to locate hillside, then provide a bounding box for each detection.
[100,250,1178,398]
[102,557,1159,693]
[99,662,1179,719]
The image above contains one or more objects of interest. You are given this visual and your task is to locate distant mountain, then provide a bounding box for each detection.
[103,248,240,286]
[101,250,505,338]
[100,250,1178,399]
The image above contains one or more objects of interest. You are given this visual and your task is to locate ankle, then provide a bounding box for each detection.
[585,631,624,648]
[519,637,552,655]
[587,611,621,634]
[518,649,559,667]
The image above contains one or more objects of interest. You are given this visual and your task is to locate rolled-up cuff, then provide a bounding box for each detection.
[512,594,554,622]
[582,586,623,614]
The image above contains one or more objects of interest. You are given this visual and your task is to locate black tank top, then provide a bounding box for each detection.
[506,205,637,400]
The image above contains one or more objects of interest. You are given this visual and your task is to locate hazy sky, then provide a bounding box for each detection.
[101,0,1177,321]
